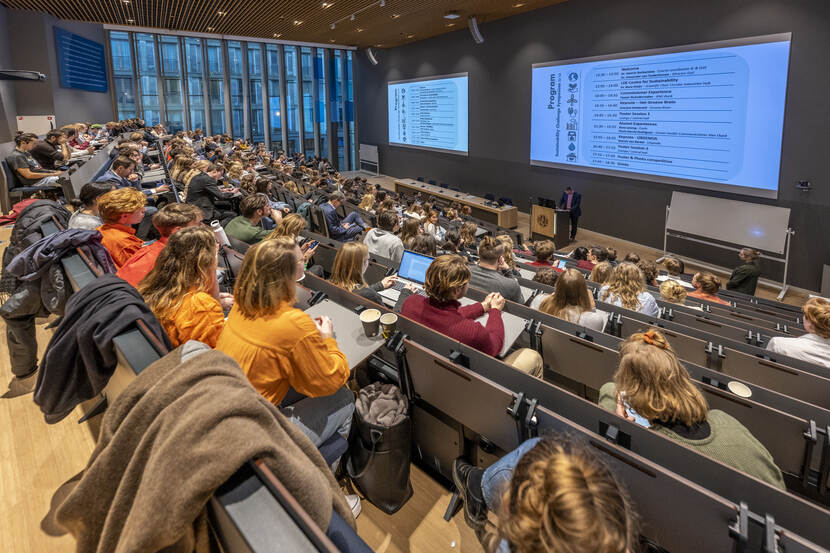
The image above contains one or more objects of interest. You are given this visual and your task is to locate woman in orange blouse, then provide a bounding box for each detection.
[96,188,146,268]
[688,272,731,306]
[138,227,232,348]
[216,236,354,447]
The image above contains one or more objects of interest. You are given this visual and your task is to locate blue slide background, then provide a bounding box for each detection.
[530,40,790,194]
[388,75,469,153]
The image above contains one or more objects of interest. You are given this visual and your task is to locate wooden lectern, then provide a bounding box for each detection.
[531,205,571,250]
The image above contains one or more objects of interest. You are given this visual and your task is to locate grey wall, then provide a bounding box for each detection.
[356,0,830,292]
[0,7,113,139]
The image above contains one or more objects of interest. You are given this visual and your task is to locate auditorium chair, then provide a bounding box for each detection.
[416,176,425,182]
[0,159,63,213]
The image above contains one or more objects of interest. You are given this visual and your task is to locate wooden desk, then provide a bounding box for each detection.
[394,178,519,229]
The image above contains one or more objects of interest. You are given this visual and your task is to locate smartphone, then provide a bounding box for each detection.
[557,259,567,270]
[624,403,651,428]
[307,240,319,249]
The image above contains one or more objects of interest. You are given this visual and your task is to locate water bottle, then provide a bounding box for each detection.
[211,220,230,246]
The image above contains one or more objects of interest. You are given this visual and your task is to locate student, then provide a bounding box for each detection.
[688,272,730,305]
[599,330,785,489]
[459,222,478,251]
[30,129,75,170]
[216,237,354,448]
[727,248,762,295]
[138,227,230,348]
[358,193,375,212]
[398,217,422,250]
[589,261,613,285]
[269,212,307,240]
[599,263,659,317]
[663,256,686,278]
[5,132,63,188]
[495,235,520,277]
[329,242,398,304]
[363,209,404,265]
[622,252,640,264]
[321,191,365,241]
[410,234,438,257]
[439,228,466,258]
[96,188,147,268]
[539,269,606,332]
[571,245,590,264]
[68,182,115,230]
[468,236,524,304]
[401,254,506,358]
[659,279,694,307]
[117,204,204,287]
[766,297,830,367]
[423,210,446,242]
[452,435,639,553]
[606,247,618,266]
[225,194,278,245]
[637,259,658,287]
[529,240,555,267]
[186,162,237,223]
[529,268,559,310]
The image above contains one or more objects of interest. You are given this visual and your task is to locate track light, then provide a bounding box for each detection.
[331,22,335,30]
[350,14,355,21]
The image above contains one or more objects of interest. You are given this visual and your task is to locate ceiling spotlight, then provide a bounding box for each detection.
[356,28,363,32]
[444,11,460,19]
[350,14,355,21]
[512,2,525,6]
[207,26,214,31]
[322,2,333,7]
[392,13,400,18]
[126,18,134,22]
[293,19,303,25]
[329,39,336,43]
[273,33,282,37]
[331,22,335,30]
[407,33,415,38]
[446,23,455,27]
[217,10,226,16]
[122,0,129,3]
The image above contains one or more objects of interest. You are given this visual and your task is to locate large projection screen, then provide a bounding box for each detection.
[388,73,469,156]
[530,34,791,198]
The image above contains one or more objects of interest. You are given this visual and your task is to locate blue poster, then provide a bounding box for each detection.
[54,27,108,93]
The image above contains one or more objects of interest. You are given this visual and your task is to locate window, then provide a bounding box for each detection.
[184,37,205,132]
[228,41,244,138]
[266,44,282,151]
[284,46,300,155]
[110,31,135,119]
[159,35,184,132]
[134,33,160,125]
[301,47,315,157]
[347,51,356,170]
[315,49,327,160]
[330,50,345,170]
[206,39,225,134]
[247,43,265,144]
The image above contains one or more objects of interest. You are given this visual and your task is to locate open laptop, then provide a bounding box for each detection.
[378,250,434,303]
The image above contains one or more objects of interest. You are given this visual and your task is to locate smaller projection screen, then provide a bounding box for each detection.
[530,34,791,198]
[388,73,468,155]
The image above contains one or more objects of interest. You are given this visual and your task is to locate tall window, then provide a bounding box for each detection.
[266,44,282,151]
[184,37,205,132]
[247,43,264,144]
[284,46,300,155]
[134,33,160,125]
[159,35,184,132]
[315,49,327,161]
[110,31,135,119]
[206,39,226,134]
[347,51,356,170]
[330,50,345,170]
[228,41,244,139]
[301,47,315,157]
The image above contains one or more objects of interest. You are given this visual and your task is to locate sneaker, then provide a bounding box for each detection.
[452,458,487,530]
[346,494,362,519]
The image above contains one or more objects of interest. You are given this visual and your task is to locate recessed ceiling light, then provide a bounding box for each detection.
[322,2,333,7]
[293,19,303,25]
[207,27,214,31]
[122,0,129,3]
[446,23,455,27]
[273,33,282,37]
[329,39,336,43]
[217,10,226,16]
[513,2,526,6]
[392,14,400,19]
[356,28,363,32]
[126,18,134,22]
[444,11,460,19]
[407,34,415,38]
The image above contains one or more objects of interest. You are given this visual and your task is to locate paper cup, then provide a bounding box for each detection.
[380,312,398,338]
[727,380,752,398]
[359,309,381,337]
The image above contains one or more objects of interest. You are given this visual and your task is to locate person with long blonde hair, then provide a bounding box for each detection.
[329,242,398,304]
[215,237,354,448]
[590,261,613,285]
[358,193,375,212]
[599,330,785,488]
[495,235,520,277]
[599,262,659,317]
[138,227,231,348]
[539,269,606,331]
[767,297,830,367]
[169,155,194,183]
[452,434,639,553]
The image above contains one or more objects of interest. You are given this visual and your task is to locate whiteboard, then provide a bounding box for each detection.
[667,192,790,254]
[359,143,378,164]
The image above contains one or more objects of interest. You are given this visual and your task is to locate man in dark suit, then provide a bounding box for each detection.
[559,186,582,241]
[185,163,238,224]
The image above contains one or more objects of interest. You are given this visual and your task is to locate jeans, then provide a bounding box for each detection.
[281,386,355,447]
[481,437,541,512]
[338,212,366,242]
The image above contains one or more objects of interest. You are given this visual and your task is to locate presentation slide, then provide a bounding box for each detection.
[388,73,468,155]
[530,35,791,198]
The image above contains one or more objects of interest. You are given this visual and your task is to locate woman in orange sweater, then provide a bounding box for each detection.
[138,227,232,348]
[216,237,354,447]
[96,188,146,268]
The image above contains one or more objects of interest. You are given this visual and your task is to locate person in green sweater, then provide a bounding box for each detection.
[726,247,761,295]
[224,194,281,245]
[598,329,786,490]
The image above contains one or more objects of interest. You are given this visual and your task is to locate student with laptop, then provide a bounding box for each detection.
[330,242,405,304]
[377,249,433,305]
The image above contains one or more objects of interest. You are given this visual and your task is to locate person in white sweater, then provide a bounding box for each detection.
[539,268,607,332]
[767,297,830,368]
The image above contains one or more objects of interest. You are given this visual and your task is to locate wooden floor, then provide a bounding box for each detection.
[0,179,808,552]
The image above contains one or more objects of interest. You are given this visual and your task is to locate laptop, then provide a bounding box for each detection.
[378,250,434,303]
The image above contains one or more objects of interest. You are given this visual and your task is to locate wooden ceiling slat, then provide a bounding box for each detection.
[0,0,565,47]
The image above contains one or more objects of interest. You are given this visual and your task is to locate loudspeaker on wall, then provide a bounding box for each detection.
[468,16,484,44]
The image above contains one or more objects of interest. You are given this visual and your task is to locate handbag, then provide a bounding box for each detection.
[347,383,413,514]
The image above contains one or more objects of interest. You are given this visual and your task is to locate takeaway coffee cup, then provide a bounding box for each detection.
[380,313,398,338]
[360,309,381,337]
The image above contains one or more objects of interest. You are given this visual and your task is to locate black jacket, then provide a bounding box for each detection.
[186,172,234,221]
[34,274,172,423]
[726,263,761,295]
